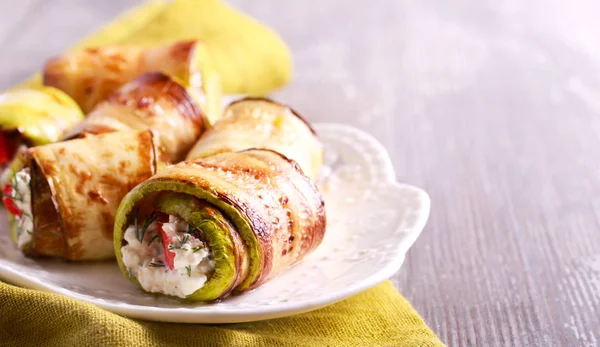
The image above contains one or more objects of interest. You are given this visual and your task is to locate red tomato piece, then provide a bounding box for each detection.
[2,185,21,217]
[157,213,175,269]
[0,133,11,165]
[0,132,19,166]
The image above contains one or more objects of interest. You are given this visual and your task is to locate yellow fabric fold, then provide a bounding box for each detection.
[18,0,293,96]
[0,280,443,346]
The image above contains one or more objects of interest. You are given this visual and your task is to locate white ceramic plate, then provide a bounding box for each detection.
[0,123,430,323]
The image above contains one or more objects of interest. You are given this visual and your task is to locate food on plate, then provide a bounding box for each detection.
[0,87,83,168]
[63,72,210,163]
[186,97,323,180]
[2,130,160,260]
[43,40,221,119]
[114,149,326,301]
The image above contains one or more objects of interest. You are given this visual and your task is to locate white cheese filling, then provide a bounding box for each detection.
[10,169,33,249]
[121,214,215,298]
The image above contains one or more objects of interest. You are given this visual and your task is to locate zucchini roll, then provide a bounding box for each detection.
[2,130,160,260]
[63,72,210,163]
[186,98,323,180]
[43,40,221,120]
[0,87,83,168]
[114,149,326,301]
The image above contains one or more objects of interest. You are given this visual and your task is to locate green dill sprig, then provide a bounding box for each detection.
[3,170,23,203]
[136,211,158,242]
[181,233,190,245]
[185,265,192,277]
[166,232,193,252]
[147,234,159,246]
[149,260,165,268]
[192,245,204,253]
[9,169,24,201]
[1,191,22,202]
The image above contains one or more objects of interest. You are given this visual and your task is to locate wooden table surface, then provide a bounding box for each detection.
[2,1,600,346]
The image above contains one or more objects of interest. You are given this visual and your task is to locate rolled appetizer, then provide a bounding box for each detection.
[43,40,221,120]
[2,130,160,260]
[0,87,83,168]
[186,97,323,180]
[63,72,210,163]
[114,149,326,301]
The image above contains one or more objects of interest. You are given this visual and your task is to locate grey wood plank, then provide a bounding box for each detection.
[2,0,600,346]
[0,0,141,89]
[0,0,44,44]
[232,1,600,345]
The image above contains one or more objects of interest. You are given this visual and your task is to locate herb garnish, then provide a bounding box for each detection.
[149,260,165,268]
[10,169,25,202]
[136,211,158,242]
[192,245,204,253]
[4,169,33,238]
[1,190,22,202]
[147,234,159,246]
[185,265,192,277]
[181,233,190,245]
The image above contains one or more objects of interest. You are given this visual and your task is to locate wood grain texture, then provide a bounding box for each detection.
[1,0,600,345]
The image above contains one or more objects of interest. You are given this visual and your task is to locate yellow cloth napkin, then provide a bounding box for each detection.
[19,0,293,96]
[0,280,443,346]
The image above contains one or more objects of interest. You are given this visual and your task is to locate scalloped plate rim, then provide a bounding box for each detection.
[0,122,431,324]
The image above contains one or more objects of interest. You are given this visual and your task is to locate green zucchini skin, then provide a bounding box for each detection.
[5,130,159,260]
[114,149,326,301]
[153,192,247,301]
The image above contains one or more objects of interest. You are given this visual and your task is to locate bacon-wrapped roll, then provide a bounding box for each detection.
[43,40,221,121]
[114,149,326,301]
[185,97,323,180]
[63,72,209,163]
[1,130,160,260]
